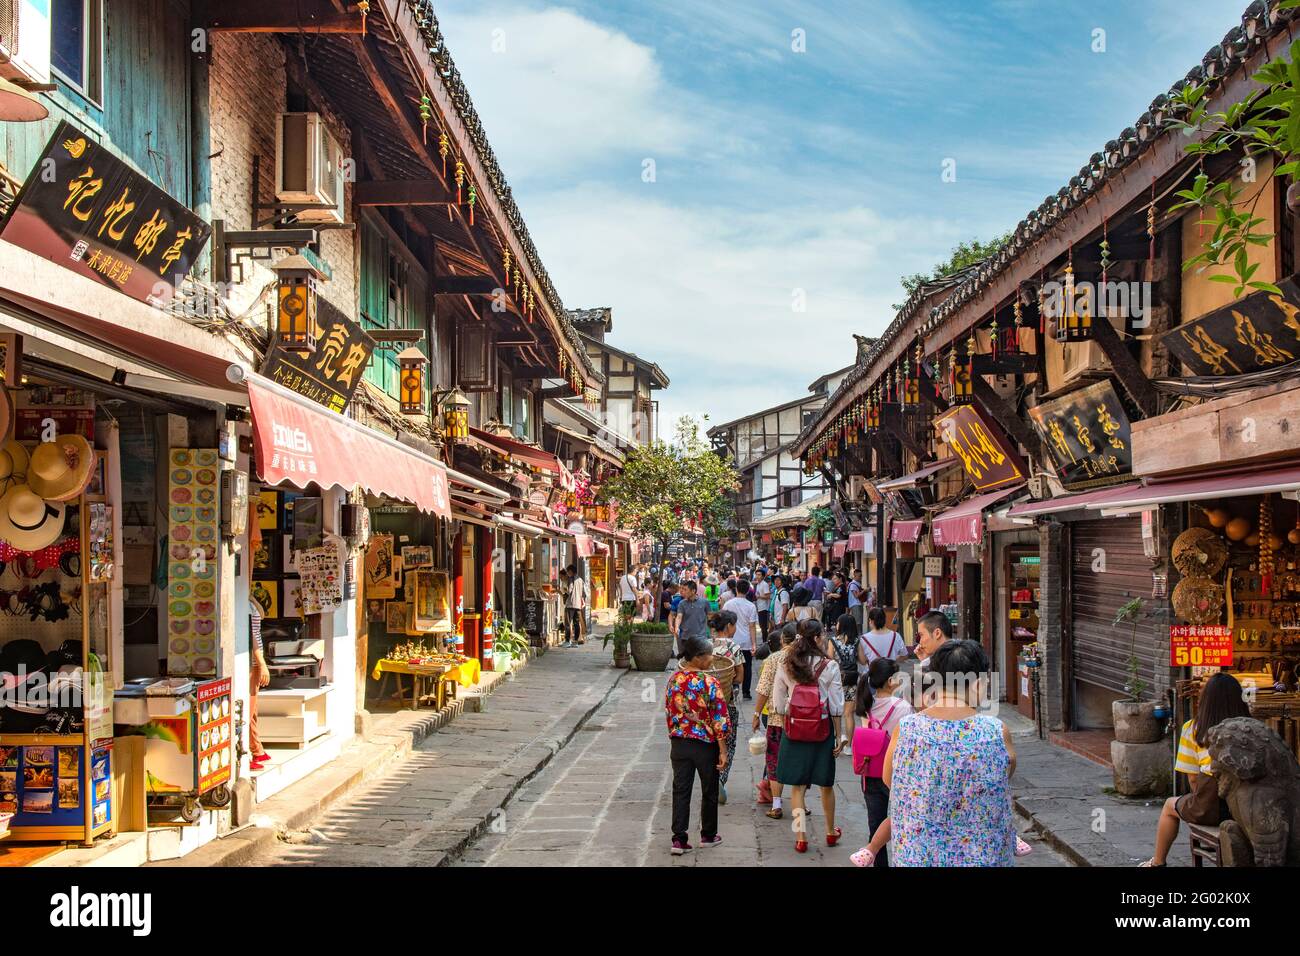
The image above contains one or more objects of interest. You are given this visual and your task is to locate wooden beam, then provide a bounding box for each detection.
[881,407,927,461]
[433,275,499,295]
[971,376,1045,462]
[207,2,361,32]
[1088,317,1159,417]
[354,180,453,206]
[918,364,950,412]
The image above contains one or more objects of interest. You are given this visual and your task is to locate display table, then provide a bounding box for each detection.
[370,658,480,710]
[257,686,333,747]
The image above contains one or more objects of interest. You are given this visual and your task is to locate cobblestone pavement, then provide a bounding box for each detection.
[455,661,1071,868]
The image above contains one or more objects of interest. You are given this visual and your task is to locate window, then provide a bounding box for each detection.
[513,388,532,441]
[51,0,103,102]
[498,364,513,426]
[359,214,429,399]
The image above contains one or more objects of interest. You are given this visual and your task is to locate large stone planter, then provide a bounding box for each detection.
[631,632,674,672]
[1113,700,1162,744]
[1111,739,1172,797]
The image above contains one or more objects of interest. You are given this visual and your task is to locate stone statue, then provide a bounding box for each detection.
[1206,717,1300,866]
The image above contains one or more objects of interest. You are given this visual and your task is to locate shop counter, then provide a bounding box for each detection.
[258,686,333,747]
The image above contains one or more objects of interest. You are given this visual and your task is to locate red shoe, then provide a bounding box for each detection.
[826,826,843,847]
[250,753,270,768]
[795,838,808,853]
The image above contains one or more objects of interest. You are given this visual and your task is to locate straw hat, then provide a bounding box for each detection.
[27,435,94,502]
[0,484,66,551]
[0,439,28,497]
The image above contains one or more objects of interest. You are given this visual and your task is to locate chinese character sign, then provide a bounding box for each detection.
[1161,277,1300,376]
[0,121,211,306]
[1028,380,1133,491]
[933,404,1025,492]
[1169,625,1233,668]
[260,297,375,414]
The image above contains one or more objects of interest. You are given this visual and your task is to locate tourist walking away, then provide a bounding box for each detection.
[858,607,908,668]
[847,568,864,631]
[618,567,638,621]
[563,566,588,647]
[1139,671,1250,867]
[883,640,1016,866]
[664,634,730,855]
[722,579,760,700]
[849,657,914,867]
[708,610,746,805]
[768,574,791,638]
[754,568,772,645]
[672,580,712,654]
[704,573,722,612]
[824,570,847,626]
[753,622,798,817]
[802,566,826,618]
[772,620,846,853]
[786,585,818,630]
[829,613,861,703]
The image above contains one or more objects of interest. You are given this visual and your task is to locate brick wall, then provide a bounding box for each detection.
[208,34,356,319]
[1038,520,1067,731]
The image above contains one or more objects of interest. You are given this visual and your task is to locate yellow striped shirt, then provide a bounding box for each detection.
[1175,719,1212,775]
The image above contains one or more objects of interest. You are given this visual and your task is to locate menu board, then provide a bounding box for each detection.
[167,449,221,676]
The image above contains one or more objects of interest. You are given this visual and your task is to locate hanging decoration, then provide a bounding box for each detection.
[454,158,465,206]
[989,313,999,362]
[358,0,370,35]
[1013,282,1024,354]
[467,181,476,226]
[1148,177,1157,262]
[1260,495,1276,594]
[439,130,450,177]
[503,249,512,287]
[1056,244,1092,342]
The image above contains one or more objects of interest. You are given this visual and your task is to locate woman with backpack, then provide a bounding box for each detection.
[829,613,862,703]
[857,607,907,668]
[771,619,846,853]
[849,657,914,867]
[785,585,818,629]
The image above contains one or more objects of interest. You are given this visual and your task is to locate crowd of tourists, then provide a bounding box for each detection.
[657,557,1036,865]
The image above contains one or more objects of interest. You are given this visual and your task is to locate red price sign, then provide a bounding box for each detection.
[1169,625,1233,667]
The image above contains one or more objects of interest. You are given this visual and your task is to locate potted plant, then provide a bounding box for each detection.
[630,620,675,672]
[1111,597,1162,743]
[603,610,634,669]
[492,618,530,673]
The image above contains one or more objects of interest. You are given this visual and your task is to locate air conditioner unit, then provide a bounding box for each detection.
[0,0,51,85]
[275,112,345,224]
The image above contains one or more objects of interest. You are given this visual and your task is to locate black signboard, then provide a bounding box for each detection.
[1028,379,1134,491]
[1161,276,1300,376]
[261,298,375,414]
[522,599,546,636]
[0,121,211,305]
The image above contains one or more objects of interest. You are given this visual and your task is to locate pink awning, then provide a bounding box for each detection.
[832,540,848,559]
[1085,463,1300,511]
[889,519,924,543]
[1007,482,1143,518]
[876,458,958,492]
[575,534,596,558]
[931,486,1023,548]
[248,374,451,518]
[848,531,868,552]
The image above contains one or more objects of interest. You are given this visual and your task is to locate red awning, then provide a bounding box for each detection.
[848,531,870,552]
[248,374,451,518]
[1083,462,1300,511]
[889,519,924,543]
[575,534,596,558]
[591,521,633,543]
[877,458,958,492]
[468,427,574,489]
[1007,481,1143,518]
[832,540,848,559]
[931,487,1024,548]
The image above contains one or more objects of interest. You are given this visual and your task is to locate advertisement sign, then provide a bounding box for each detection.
[1169,625,1233,668]
[1028,380,1133,491]
[1161,276,1300,376]
[0,121,210,304]
[261,299,375,414]
[934,404,1025,492]
[923,555,945,578]
[167,449,221,677]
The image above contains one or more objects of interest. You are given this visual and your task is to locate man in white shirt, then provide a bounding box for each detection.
[617,568,638,621]
[722,579,760,700]
[564,565,588,647]
[753,568,772,648]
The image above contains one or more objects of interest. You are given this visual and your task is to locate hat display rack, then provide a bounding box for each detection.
[0,376,115,847]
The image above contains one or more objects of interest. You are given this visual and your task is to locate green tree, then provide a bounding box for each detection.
[897,234,1011,306]
[601,416,739,604]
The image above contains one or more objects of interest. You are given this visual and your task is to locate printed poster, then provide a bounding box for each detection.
[167,449,221,676]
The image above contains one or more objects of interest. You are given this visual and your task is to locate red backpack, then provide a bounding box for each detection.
[785,659,831,742]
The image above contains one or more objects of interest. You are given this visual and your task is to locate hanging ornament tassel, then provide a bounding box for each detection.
[467,181,476,226]
[439,130,450,178]
[990,314,999,362]
[419,94,432,144]
[454,158,465,206]
[1148,177,1157,262]
[358,0,369,35]
[1013,282,1024,354]
[503,250,512,288]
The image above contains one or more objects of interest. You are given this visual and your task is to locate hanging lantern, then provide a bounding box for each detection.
[270,253,323,355]
[397,347,427,416]
[441,386,471,443]
[419,94,433,143]
[952,346,973,404]
[439,130,450,177]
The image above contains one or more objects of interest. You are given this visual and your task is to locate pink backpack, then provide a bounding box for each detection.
[852,701,899,777]
[785,660,831,742]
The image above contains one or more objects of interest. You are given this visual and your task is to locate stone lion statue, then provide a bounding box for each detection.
[1206,717,1300,866]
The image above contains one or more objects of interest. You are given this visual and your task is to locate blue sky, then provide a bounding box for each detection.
[436,0,1238,428]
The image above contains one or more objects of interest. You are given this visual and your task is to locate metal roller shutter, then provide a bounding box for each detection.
[1069,518,1158,694]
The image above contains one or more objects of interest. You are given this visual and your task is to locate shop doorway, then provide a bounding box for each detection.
[962,563,982,648]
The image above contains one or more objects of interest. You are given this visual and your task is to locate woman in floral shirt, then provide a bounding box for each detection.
[664,634,730,856]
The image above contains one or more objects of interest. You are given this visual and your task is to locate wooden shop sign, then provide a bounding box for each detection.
[1161,276,1300,377]
[934,404,1025,493]
[0,121,210,306]
[1028,380,1133,491]
[261,298,375,414]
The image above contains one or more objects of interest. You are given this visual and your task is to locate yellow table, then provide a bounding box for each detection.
[371,658,481,710]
